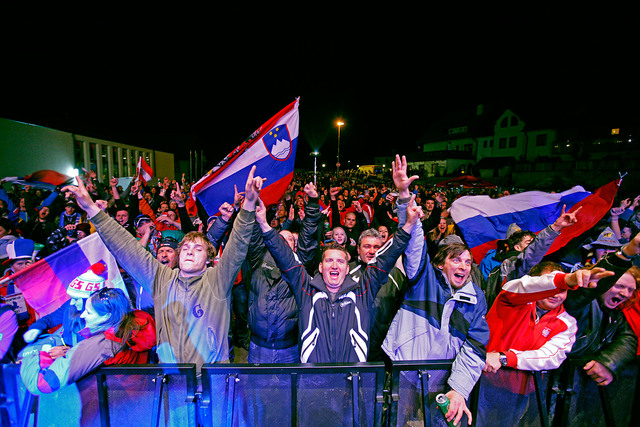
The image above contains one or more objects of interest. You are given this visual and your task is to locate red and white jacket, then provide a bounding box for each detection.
[486,272,578,371]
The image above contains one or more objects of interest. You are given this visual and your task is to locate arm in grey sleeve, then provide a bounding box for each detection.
[90,210,163,295]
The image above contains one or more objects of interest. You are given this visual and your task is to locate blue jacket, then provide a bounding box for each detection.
[28,300,85,346]
[382,200,489,400]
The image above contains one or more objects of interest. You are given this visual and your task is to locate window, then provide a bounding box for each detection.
[101,145,109,181]
[500,117,508,128]
[89,143,97,174]
[73,140,84,171]
[113,147,120,177]
[499,137,507,149]
[510,116,519,126]
[509,136,517,148]
[536,134,547,147]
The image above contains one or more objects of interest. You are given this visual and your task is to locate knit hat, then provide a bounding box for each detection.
[439,234,464,246]
[158,237,179,251]
[505,223,522,239]
[583,227,622,250]
[67,262,109,299]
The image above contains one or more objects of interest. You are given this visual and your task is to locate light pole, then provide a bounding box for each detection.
[336,121,344,174]
[311,151,320,185]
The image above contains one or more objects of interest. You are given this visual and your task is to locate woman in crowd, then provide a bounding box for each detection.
[20,287,155,394]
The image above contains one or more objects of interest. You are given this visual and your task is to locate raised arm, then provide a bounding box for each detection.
[62,177,163,294]
[502,205,581,280]
[255,198,309,299]
[393,155,424,280]
[206,166,262,297]
[297,183,322,267]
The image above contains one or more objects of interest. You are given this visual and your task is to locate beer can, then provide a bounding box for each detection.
[436,393,457,427]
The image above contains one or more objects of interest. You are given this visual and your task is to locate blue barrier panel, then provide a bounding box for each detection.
[388,360,468,427]
[201,362,386,427]
[2,359,638,426]
[551,358,639,427]
[0,364,197,427]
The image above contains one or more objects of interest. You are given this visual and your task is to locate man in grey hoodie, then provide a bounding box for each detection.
[63,166,264,369]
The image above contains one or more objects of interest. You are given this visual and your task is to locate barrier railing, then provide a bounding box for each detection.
[1,358,638,426]
[201,362,386,426]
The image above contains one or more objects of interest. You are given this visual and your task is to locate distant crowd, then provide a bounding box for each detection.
[1,158,640,426]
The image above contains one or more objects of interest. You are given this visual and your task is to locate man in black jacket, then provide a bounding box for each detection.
[243,183,321,363]
[563,231,640,386]
[255,155,422,363]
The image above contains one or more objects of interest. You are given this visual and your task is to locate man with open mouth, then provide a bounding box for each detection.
[563,230,640,386]
[254,155,422,365]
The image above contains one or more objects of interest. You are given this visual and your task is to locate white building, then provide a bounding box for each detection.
[0,117,174,183]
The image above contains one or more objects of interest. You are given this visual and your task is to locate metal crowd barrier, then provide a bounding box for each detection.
[0,363,197,427]
[201,362,386,426]
[1,359,638,426]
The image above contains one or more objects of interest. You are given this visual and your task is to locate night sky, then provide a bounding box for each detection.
[2,8,637,172]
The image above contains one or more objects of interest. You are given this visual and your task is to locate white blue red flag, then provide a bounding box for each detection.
[2,170,74,191]
[450,180,620,264]
[1,233,125,316]
[191,98,300,215]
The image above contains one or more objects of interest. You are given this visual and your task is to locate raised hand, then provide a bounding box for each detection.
[329,187,341,200]
[392,155,419,198]
[565,267,615,288]
[243,166,266,211]
[62,177,101,218]
[233,184,245,209]
[551,205,581,232]
[255,198,270,232]
[401,195,424,234]
[218,202,235,222]
[610,206,626,217]
[303,182,318,199]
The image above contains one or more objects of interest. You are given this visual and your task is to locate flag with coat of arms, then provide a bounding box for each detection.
[190,98,300,216]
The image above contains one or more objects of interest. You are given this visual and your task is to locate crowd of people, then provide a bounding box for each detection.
[1,156,640,425]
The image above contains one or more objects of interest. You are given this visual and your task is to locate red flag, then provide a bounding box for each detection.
[546,179,620,255]
[136,157,153,186]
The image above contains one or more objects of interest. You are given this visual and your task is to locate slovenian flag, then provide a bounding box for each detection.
[2,170,74,191]
[450,180,620,264]
[191,98,299,216]
[1,233,125,316]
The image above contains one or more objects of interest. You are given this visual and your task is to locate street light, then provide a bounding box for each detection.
[336,120,344,174]
[311,151,320,184]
